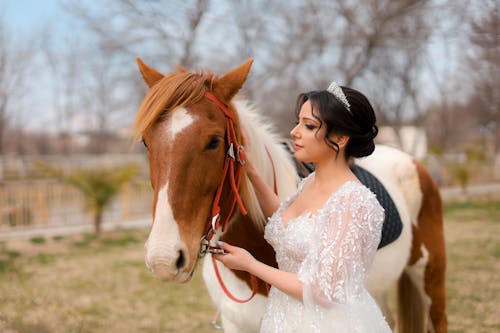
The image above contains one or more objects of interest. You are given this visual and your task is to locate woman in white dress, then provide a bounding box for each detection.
[213,82,392,333]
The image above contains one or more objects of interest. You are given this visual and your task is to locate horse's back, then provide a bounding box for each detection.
[356,145,423,225]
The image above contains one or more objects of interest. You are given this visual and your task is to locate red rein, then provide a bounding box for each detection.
[202,92,259,303]
[203,92,248,239]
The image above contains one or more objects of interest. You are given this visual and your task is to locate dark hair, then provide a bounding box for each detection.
[294,87,378,159]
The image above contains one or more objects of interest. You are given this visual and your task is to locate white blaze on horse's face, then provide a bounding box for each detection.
[144,107,197,282]
[169,108,194,140]
[145,183,190,282]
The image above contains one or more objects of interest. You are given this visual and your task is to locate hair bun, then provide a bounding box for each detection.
[346,125,378,158]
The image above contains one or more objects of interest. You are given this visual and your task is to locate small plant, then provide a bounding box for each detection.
[452,165,470,194]
[7,250,21,259]
[30,236,46,244]
[100,234,139,247]
[35,163,138,236]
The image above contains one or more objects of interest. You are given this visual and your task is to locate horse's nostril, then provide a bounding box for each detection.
[176,249,185,270]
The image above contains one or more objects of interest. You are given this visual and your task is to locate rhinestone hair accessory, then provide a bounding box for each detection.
[327,81,351,113]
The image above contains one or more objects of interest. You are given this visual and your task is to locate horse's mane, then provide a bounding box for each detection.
[133,71,215,143]
[236,99,299,230]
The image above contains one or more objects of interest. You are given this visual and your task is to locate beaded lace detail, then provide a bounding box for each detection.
[260,174,391,333]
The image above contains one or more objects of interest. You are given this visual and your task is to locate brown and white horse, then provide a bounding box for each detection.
[133,59,447,333]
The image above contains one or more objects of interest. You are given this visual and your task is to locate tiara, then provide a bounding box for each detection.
[327,81,351,113]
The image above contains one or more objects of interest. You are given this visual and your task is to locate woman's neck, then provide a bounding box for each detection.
[312,155,356,190]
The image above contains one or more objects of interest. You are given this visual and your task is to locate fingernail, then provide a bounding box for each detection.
[217,241,224,246]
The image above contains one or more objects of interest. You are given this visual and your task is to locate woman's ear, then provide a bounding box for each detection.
[331,134,350,149]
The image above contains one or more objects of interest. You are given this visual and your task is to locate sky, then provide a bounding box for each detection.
[4,0,86,47]
[3,0,89,130]
[4,0,63,32]
[2,0,467,131]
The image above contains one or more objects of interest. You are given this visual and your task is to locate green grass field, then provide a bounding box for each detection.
[0,201,498,332]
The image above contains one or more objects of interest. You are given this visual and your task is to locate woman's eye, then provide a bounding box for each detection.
[205,136,221,150]
[305,124,316,130]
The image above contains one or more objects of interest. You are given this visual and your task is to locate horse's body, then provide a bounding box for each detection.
[134,59,447,333]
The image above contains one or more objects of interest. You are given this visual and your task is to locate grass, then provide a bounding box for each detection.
[0,201,498,332]
[0,229,216,333]
[442,201,499,332]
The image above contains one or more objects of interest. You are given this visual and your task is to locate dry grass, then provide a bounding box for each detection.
[0,201,498,332]
[443,201,500,333]
[0,230,216,333]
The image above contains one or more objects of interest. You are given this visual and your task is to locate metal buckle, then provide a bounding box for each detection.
[199,236,209,258]
[236,145,246,165]
[227,143,235,159]
[199,235,226,258]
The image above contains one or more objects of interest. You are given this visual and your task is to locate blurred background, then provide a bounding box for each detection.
[0,0,498,332]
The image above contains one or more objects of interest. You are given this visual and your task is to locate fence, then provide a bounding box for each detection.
[0,180,152,230]
[0,154,153,231]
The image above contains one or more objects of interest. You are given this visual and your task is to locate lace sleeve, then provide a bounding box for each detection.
[298,184,384,308]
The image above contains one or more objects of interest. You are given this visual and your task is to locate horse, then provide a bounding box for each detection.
[133,58,447,333]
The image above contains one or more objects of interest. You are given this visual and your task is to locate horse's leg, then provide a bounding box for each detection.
[219,314,245,333]
[202,257,264,333]
[367,229,412,331]
[366,193,414,330]
[398,162,447,333]
[370,291,395,328]
[416,162,447,333]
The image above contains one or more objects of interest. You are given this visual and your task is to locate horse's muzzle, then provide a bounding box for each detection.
[145,241,192,282]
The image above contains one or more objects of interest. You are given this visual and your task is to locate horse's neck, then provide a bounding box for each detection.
[235,100,298,196]
[233,99,299,231]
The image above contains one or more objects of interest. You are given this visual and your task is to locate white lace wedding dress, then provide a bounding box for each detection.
[260,174,392,332]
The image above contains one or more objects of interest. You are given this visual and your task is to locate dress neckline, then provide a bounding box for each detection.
[279,174,360,228]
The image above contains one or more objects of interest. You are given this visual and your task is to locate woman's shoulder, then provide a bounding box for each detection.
[337,181,383,213]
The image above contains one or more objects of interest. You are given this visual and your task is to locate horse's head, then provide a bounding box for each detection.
[134,58,254,282]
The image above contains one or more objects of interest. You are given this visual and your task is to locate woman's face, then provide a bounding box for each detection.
[290,100,333,163]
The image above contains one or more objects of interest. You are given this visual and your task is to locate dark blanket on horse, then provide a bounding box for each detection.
[351,165,403,249]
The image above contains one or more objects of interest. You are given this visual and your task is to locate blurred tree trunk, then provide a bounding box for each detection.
[41,31,83,155]
[467,0,499,154]
[94,209,103,236]
[0,12,33,155]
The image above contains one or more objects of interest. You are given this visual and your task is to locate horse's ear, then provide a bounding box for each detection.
[213,59,253,102]
[136,58,165,88]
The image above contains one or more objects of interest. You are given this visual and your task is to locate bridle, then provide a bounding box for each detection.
[198,91,274,303]
[200,92,248,245]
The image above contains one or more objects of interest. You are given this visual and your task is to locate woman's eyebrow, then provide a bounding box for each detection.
[300,116,320,124]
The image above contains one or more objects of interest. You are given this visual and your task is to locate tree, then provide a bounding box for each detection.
[37,163,138,235]
[0,9,34,155]
[466,0,499,154]
[223,0,437,135]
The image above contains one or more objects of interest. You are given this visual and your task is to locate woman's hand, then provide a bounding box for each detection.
[212,241,256,272]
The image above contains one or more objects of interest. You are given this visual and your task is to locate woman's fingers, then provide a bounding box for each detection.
[212,241,230,260]
[217,241,227,250]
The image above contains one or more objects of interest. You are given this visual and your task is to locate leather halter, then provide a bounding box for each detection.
[199,92,260,303]
[201,92,248,242]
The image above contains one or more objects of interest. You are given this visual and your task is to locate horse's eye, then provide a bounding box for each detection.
[205,136,221,150]
[142,139,148,150]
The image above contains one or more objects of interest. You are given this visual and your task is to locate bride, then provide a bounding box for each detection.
[213,82,392,332]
